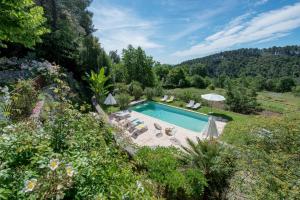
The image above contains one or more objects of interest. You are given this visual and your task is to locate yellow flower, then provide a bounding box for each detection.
[24,179,37,192]
[49,159,60,171]
[66,165,74,177]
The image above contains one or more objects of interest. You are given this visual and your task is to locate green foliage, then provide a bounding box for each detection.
[114,82,128,94]
[10,80,38,121]
[129,81,143,100]
[223,115,300,199]
[153,64,170,82]
[154,81,164,96]
[276,77,296,92]
[109,50,120,64]
[292,85,300,96]
[181,138,236,199]
[116,93,131,110]
[78,35,111,74]
[165,67,187,88]
[207,84,215,90]
[122,45,155,87]
[144,87,155,100]
[87,68,110,102]
[225,83,259,114]
[0,0,49,48]
[112,63,128,83]
[190,75,207,88]
[0,104,154,199]
[178,46,300,79]
[135,147,207,199]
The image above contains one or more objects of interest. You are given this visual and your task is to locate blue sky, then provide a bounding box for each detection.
[89,0,300,64]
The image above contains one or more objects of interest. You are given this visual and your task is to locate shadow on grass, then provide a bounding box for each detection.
[210,113,233,121]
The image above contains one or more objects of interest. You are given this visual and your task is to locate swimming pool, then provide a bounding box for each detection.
[131,101,209,132]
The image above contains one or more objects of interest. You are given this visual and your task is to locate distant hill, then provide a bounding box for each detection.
[177,45,300,78]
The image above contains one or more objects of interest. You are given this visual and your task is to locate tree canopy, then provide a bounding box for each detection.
[0,0,49,48]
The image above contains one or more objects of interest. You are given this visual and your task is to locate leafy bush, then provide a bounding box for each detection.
[225,83,259,114]
[182,138,236,199]
[135,147,207,199]
[190,75,207,88]
[10,80,38,121]
[129,81,143,100]
[154,81,164,96]
[276,77,296,92]
[117,93,131,109]
[114,82,128,94]
[0,104,154,199]
[208,84,215,90]
[144,87,155,100]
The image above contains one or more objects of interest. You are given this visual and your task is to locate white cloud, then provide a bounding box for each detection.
[173,3,300,58]
[169,5,234,41]
[255,0,269,6]
[89,4,163,53]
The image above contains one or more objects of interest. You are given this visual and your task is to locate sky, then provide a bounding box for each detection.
[89,0,300,64]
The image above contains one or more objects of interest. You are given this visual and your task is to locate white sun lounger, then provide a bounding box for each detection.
[166,96,174,102]
[114,110,130,120]
[186,100,195,108]
[192,103,201,109]
[160,95,168,102]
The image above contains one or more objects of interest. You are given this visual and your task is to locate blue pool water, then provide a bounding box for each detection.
[131,101,208,132]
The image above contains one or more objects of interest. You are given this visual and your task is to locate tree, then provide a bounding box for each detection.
[109,50,120,64]
[117,93,131,109]
[165,67,186,88]
[87,68,110,102]
[190,75,207,88]
[153,64,170,82]
[122,45,155,87]
[225,83,259,114]
[129,81,143,100]
[0,0,49,48]
[144,87,155,100]
[276,77,296,92]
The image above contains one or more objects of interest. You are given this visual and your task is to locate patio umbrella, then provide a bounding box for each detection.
[104,93,117,105]
[203,116,219,139]
[201,93,225,113]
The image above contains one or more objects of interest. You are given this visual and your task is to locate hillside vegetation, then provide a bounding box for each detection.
[178,46,300,78]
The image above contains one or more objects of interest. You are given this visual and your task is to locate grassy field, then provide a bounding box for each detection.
[165,87,300,114]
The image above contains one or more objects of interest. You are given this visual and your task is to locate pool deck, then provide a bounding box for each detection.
[111,110,226,148]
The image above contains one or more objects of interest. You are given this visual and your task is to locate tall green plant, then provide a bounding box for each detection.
[181,138,235,199]
[87,68,111,102]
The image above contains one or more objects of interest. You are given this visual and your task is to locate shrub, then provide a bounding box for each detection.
[144,87,155,100]
[114,82,128,94]
[225,83,259,114]
[117,93,131,109]
[154,81,164,96]
[0,105,154,199]
[135,147,206,199]
[190,75,206,88]
[129,81,143,100]
[276,77,296,92]
[10,79,38,120]
[208,84,215,90]
[292,85,300,96]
